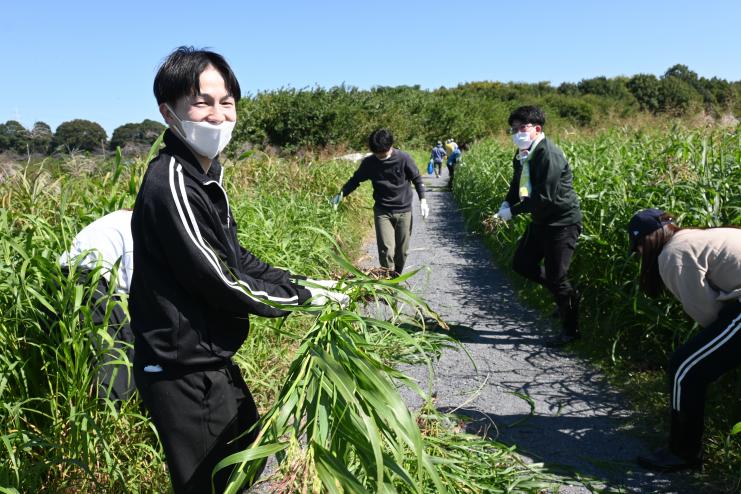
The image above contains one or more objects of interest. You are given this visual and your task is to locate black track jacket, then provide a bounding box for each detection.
[130,130,311,370]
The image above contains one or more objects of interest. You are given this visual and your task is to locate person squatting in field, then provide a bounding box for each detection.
[430,140,447,178]
[493,106,583,347]
[332,129,429,277]
[129,46,348,494]
[59,209,136,407]
[628,209,741,472]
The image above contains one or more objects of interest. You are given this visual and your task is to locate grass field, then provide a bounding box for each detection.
[0,145,552,493]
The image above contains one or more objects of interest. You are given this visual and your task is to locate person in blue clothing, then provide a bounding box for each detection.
[445,138,462,187]
[430,141,447,178]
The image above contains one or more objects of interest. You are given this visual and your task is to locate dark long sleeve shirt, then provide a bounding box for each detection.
[130,130,311,369]
[505,137,582,226]
[340,149,425,213]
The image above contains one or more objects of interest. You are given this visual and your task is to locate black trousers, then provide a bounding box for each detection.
[447,164,456,187]
[512,222,581,334]
[135,362,262,493]
[667,301,741,459]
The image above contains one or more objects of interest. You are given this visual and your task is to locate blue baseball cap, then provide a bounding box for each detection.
[627,208,673,253]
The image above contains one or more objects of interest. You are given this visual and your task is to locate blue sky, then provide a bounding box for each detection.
[3,0,740,136]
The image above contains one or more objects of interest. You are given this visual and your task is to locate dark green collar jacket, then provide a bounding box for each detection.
[505,137,582,226]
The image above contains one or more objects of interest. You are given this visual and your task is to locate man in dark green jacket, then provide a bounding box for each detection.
[494,106,582,346]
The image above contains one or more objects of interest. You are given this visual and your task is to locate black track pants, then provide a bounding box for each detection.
[135,362,262,493]
[667,301,741,459]
[512,222,581,333]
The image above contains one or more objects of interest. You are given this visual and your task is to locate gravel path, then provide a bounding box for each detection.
[368,171,712,493]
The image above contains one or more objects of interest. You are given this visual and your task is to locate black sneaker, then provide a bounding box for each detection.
[637,446,701,472]
[545,332,581,348]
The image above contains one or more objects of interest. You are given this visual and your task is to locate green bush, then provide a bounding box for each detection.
[109,119,166,151]
[53,119,108,153]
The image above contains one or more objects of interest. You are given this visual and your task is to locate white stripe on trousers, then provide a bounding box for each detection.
[672,310,741,410]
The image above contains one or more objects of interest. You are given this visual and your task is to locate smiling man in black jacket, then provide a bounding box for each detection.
[130,47,345,493]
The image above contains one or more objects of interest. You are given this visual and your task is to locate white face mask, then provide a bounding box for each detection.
[512,131,532,150]
[166,105,236,159]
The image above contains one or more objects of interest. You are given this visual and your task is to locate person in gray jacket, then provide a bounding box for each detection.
[628,208,741,472]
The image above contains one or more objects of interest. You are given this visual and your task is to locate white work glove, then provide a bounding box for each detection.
[499,201,510,210]
[330,192,343,210]
[494,207,512,222]
[307,286,350,308]
[306,278,338,289]
[420,198,429,219]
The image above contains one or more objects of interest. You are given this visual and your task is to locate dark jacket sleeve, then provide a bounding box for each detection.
[238,246,311,303]
[509,146,564,218]
[146,178,308,318]
[340,161,369,197]
[406,158,426,200]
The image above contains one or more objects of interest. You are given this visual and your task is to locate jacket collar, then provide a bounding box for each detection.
[163,129,223,185]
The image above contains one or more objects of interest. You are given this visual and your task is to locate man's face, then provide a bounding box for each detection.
[373,148,393,160]
[509,121,541,140]
[160,65,237,126]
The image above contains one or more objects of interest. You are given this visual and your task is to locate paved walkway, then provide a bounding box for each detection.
[376,171,709,493]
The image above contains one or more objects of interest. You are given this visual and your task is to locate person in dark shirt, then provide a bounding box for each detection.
[130,46,346,494]
[493,106,583,347]
[332,129,429,276]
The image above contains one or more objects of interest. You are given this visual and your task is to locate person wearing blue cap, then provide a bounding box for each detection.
[628,208,741,472]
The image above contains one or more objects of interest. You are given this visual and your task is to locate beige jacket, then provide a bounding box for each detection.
[658,228,741,327]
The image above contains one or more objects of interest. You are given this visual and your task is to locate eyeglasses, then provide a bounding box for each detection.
[508,123,534,135]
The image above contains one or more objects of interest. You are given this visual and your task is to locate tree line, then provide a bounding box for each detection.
[0,119,165,156]
[2,64,738,157]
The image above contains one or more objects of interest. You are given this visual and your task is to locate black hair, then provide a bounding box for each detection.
[368,129,394,153]
[153,46,241,105]
[508,106,546,127]
[637,214,680,298]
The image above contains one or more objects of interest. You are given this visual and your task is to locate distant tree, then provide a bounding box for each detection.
[664,64,699,84]
[0,120,31,154]
[110,119,166,150]
[627,74,663,113]
[53,119,107,152]
[577,76,632,100]
[557,82,579,96]
[30,121,53,154]
[659,77,702,116]
[703,77,735,110]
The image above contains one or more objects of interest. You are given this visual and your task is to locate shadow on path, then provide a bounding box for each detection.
[379,172,717,493]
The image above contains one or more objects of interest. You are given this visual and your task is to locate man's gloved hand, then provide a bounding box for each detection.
[499,200,510,210]
[330,192,343,210]
[307,286,350,308]
[494,207,512,222]
[420,198,429,219]
[307,278,338,289]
